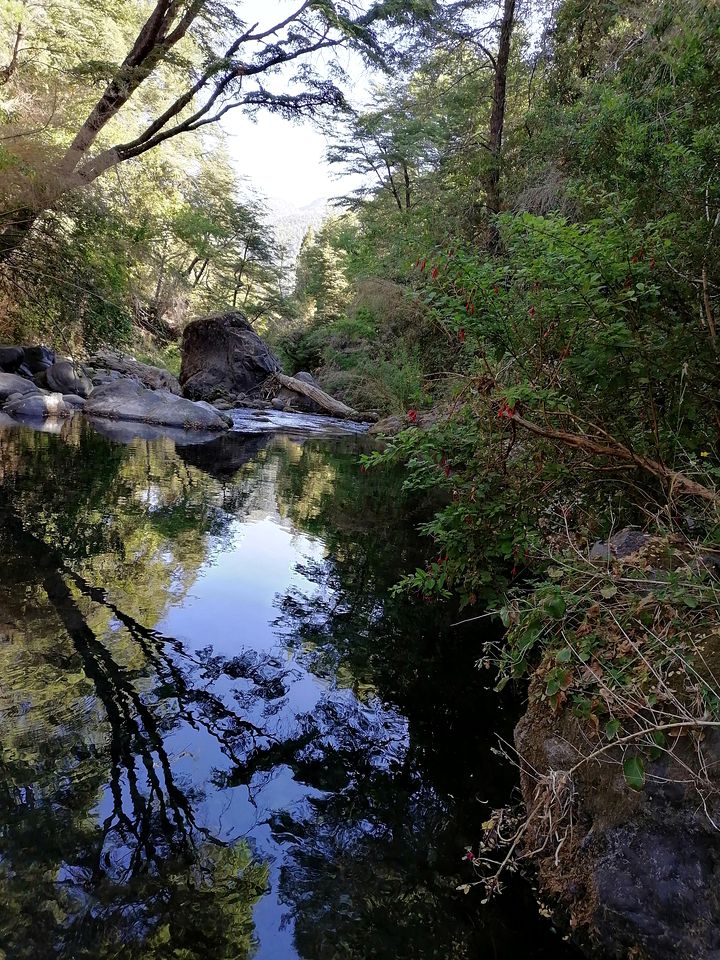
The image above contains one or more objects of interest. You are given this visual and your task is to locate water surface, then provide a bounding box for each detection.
[0,417,579,960]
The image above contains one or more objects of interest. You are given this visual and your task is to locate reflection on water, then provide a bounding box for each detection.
[0,419,579,960]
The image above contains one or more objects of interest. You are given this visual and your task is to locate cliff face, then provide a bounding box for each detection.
[514,697,720,960]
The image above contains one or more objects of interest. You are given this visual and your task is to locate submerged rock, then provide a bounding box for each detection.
[180,311,281,401]
[84,378,231,431]
[5,392,72,419]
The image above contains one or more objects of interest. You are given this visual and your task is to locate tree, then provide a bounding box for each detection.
[0,0,434,258]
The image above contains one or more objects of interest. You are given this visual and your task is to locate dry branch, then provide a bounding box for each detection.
[510,413,718,502]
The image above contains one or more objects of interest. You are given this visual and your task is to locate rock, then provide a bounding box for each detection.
[0,372,39,402]
[213,400,235,411]
[33,370,48,388]
[0,346,24,372]
[91,349,182,394]
[180,311,281,401]
[62,394,86,409]
[21,345,55,374]
[515,694,720,960]
[46,360,93,398]
[368,414,405,436]
[0,411,17,428]
[84,378,231,431]
[4,392,71,419]
[589,528,653,562]
[91,370,122,386]
[195,400,232,428]
[271,398,287,411]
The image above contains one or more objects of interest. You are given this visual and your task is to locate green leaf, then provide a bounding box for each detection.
[605,719,621,740]
[623,755,645,791]
[544,595,567,619]
[600,584,618,599]
[556,647,572,663]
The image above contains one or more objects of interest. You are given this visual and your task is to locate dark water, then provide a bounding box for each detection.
[0,416,579,960]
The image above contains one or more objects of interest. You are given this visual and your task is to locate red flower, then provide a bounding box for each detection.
[443,464,452,477]
[465,302,475,315]
[431,266,439,280]
[511,565,518,577]
[407,409,418,423]
[529,305,536,317]
[649,257,656,269]
[458,328,466,342]
[497,400,516,419]
[420,259,427,272]
[465,850,475,862]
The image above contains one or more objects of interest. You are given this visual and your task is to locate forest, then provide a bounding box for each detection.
[0,0,719,958]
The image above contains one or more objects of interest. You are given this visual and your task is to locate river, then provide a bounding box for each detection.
[0,414,580,960]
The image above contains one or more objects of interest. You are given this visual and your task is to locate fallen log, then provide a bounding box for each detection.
[272,372,359,418]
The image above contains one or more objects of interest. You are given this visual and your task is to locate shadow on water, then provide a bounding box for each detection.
[0,419,582,960]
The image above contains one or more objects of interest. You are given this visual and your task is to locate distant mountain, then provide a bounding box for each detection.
[264,195,332,267]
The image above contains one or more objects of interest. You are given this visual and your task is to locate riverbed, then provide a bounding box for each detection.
[0,414,580,959]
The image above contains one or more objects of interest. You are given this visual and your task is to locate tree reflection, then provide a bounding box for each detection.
[271,442,580,959]
[0,426,273,959]
[0,421,578,960]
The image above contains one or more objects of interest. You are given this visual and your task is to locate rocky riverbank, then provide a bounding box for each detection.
[0,313,373,433]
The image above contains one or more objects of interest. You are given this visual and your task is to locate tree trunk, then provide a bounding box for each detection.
[485,0,516,217]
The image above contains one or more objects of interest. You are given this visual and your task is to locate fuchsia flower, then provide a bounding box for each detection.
[497,400,516,419]
[431,266,440,280]
[407,409,418,423]
[458,328,466,342]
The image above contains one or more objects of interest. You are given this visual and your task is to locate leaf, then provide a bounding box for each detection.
[544,595,567,619]
[600,584,618,599]
[548,566,564,580]
[556,647,572,663]
[623,755,645,791]
[605,718,621,740]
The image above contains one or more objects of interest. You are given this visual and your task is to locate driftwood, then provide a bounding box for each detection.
[273,372,358,418]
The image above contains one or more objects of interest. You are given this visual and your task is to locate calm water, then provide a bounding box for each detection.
[0,416,579,960]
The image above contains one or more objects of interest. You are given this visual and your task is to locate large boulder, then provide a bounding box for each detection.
[46,360,93,398]
[85,378,231,431]
[90,349,182,394]
[180,312,281,402]
[0,372,39,402]
[4,392,71,419]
